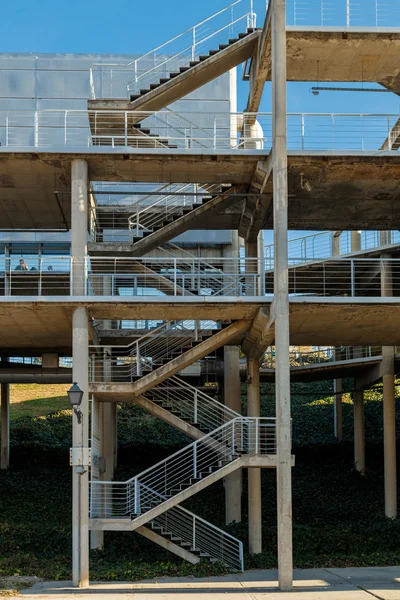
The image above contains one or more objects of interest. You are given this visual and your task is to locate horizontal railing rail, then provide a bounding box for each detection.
[1,110,400,152]
[286,0,400,27]
[264,231,400,267]
[90,417,276,519]
[263,345,384,368]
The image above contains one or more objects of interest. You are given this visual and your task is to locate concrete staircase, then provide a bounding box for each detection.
[89,183,243,257]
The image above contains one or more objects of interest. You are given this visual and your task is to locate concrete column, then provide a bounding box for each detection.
[72,307,89,586]
[246,240,259,295]
[381,256,397,518]
[224,345,242,524]
[71,159,88,296]
[380,231,392,247]
[1,383,10,469]
[353,387,365,474]
[334,378,343,441]
[331,232,341,257]
[351,231,362,253]
[272,0,292,590]
[247,358,262,554]
[71,159,89,587]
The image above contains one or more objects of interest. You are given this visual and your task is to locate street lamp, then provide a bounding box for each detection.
[68,382,84,424]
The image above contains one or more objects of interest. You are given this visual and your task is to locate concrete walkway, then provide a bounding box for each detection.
[20,566,400,599]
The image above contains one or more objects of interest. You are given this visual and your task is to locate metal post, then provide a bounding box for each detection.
[272,0,293,589]
[353,386,365,474]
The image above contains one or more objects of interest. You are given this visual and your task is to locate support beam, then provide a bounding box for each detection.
[351,231,362,253]
[272,0,293,590]
[246,2,271,114]
[71,158,89,587]
[381,255,397,518]
[353,386,365,474]
[242,307,274,360]
[1,383,10,469]
[247,357,262,555]
[224,346,242,525]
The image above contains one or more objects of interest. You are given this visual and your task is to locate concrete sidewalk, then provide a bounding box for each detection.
[19,566,400,599]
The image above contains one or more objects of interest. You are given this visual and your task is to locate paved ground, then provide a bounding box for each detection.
[19,566,400,599]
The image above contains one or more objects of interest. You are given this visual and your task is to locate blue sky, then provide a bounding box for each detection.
[3,0,399,245]
[3,0,399,116]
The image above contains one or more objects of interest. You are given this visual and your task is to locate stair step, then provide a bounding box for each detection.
[192,550,211,558]
[199,55,208,61]
[219,44,229,50]
[189,60,200,67]
[179,66,190,73]
[150,83,161,90]
[159,78,169,84]
[130,94,140,101]
[208,49,220,56]
[140,89,150,95]
[169,72,180,78]
[228,38,238,44]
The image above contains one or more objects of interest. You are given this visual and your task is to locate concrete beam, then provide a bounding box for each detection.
[247,358,262,555]
[224,346,242,525]
[242,307,274,360]
[246,157,273,243]
[136,525,200,565]
[132,395,203,440]
[353,384,365,474]
[106,320,250,398]
[246,2,272,114]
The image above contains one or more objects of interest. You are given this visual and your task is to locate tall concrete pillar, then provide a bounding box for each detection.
[71,159,89,587]
[380,231,392,247]
[71,159,88,296]
[247,358,262,554]
[353,386,365,474]
[272,0,292,590]
[381,255,397,518]
[224,345,242,524]
[1,383,10,469]
[333,379,343,441]
[351,231,362,253]
[332,232,343,434]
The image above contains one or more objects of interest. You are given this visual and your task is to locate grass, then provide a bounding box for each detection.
[0,381,399,581]
[9,385,70,420]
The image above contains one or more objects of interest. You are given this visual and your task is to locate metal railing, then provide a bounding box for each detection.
[89,0,258,99]
[287,0,400,27]
[142,375,240,431]
[148,504,243,571]
[87,257,260,298]
[264,345,383,368]
[264,231,400,267]
[2,110,400,152]
[89,320,219,382]
[90,417,276,519]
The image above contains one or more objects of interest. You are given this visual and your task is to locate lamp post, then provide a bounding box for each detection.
[68,381,91,587]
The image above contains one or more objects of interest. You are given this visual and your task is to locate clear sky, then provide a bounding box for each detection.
[3,0,399,245]
[3,0,399,115]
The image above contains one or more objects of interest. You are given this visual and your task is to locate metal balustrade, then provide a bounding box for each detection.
[89,320,219,382]
[89,0,259,99]
[286,0,400,27]
[90,417,276,520]
[264,231,400,267]
[264,345,383,368]
[142,375,240,431]
[2,110,400,152]
[3,256,400,299]
[149,505,243,571]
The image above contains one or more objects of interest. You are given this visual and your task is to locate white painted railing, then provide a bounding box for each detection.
[143,375,239,431]
[89,0,259,99]
[264,345,383,368]
[264,231,400,267]
[287,0,400,27]
[89,319,217,381]
[2,110,400,152]
[90,417,276,519]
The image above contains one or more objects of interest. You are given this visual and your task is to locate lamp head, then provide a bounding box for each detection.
[68,382,84,407]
